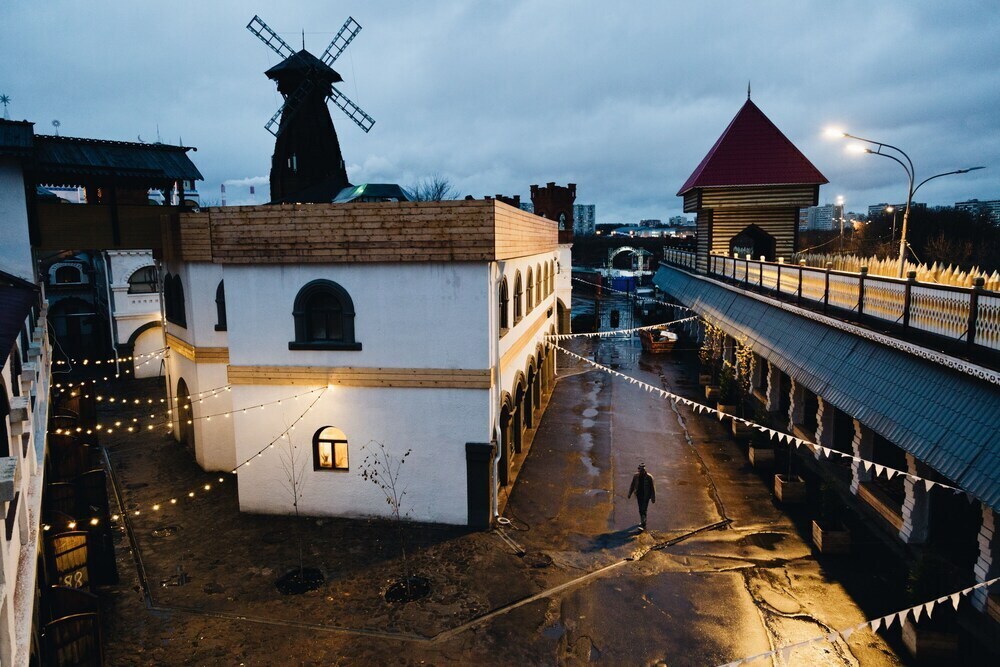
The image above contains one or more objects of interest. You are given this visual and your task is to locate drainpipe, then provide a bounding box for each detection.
[490,260,503,523]
[103,252,121,377]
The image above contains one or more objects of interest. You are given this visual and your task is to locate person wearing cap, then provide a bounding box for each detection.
[627,463,656,530]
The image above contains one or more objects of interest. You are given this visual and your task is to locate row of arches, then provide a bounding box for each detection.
[497,330,557,487]
[498,259,556,332]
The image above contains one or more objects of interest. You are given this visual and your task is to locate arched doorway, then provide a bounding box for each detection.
[176,378,195,451]
[556,298,570,334]
[512,381,525,454]
[498,400,512,487]
[49,297,101,362]
[524,366,535,429]
[730,224,777,261]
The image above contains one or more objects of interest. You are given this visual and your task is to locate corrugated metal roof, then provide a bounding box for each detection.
[0,119,34,157]
[655,264,1000,512]
[32,134,203,182]
[676,99,828,195]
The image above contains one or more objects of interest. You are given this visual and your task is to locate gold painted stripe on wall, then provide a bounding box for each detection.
[227,365,492,389]
[166,333,230,364]
[500,307,553,370]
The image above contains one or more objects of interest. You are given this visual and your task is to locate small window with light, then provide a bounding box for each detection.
[313,426,349,471]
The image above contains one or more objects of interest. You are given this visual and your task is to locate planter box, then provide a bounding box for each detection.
[774,474,807,504]
[698,373,714,386]
[732,421,756,440]
[716,403,737,415]
[705,385,720,401]
[748,446,774,468]
[811,520,850,554]
[901,618,959,662]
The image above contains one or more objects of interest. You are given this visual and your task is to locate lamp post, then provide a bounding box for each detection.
[836,195,845,253]
[824,127,984,277]
[885,205,898,241]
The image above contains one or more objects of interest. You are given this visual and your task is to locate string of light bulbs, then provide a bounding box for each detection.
[551,343,973,498]
[53,347,167,366]
[545,315,699,341]
[42,387,329,532]
[716,576,1000,667]
[51,386,326,436]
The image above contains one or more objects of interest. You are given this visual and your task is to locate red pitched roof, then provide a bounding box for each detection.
[677,99,827,195]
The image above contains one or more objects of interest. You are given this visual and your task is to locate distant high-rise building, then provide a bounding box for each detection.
[638,219,660,228]
[573,204,596,235]
[956,198,1000,224]
[519,202,534,214]
[801,203,843,231]
[668,215,692,227]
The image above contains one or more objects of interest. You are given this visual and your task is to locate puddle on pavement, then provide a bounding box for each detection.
[542,621,566,639]
[736,532,787,550]
[151,525,178,539]
[580,454,600,476]
[583,488,608,496]
[582,408,598,418]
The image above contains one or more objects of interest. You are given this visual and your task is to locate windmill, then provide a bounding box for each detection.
[247,15,375,204]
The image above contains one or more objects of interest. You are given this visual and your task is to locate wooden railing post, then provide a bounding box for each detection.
[744,254,750,285]
[797,259,805,304]
[902,270,916,330]
[823,262,832,313]
[968,276,984,347]
[776,257,782,295]
[758,256,764,287]
[857,266,867,315]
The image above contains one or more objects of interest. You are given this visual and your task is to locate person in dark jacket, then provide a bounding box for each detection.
[628,463,656,529]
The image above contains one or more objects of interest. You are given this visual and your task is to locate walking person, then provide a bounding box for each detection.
[628,463,656,530]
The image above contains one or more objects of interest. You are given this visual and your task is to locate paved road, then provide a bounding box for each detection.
[499,336,903,666]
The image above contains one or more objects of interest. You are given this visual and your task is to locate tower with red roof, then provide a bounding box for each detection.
[677,96,827,273]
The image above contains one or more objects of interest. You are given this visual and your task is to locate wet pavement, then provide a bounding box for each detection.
[97,334,908,665]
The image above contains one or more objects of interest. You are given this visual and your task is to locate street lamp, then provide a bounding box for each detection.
[836,195,845,253]
[885,205,898,241]
[824,127,985,277]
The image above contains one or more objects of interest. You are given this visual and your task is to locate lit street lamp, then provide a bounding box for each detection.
[824,127,985,277]
[885,205,898,241]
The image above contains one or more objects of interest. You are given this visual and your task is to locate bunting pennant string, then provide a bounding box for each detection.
[571,277,696,313]
[544,315,699,340]
[43,387,329,533]
[549,343,972,499]
[715,576,1000,667]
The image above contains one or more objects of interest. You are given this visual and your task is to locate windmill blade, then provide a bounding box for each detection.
[264,79,316,137]
[327,86,375,133]
[247,15,297,60]
[320,17,362,67]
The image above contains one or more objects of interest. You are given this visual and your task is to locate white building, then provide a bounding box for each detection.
[99,251,164,378]
[573,204,596,235]
[800,203,843,231]
[162,200,569,527]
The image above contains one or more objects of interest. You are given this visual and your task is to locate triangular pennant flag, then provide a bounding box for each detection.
[874,464,885,477]
[950,593,961,610]
[779,646,794,662]
[863,460,873,472]
[885,468,897,480]
[779,433,789,443]
[883,613,896,629]
[870,617,882,632]
[913,604,924,623]
[717,411,725,421]
[923,478,935,491]
[825,631,839,643]
[841,627,855,640]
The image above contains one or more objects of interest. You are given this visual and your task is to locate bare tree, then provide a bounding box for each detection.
[277,431,309,579]
[359,440,414,595]
[407,175,459,201]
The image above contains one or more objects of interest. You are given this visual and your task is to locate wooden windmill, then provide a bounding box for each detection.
[248,15,375,203]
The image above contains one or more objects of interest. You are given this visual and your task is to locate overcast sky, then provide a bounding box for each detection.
[3,1,998,221]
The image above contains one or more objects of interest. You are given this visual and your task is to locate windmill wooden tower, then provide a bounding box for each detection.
[248,15,375,203]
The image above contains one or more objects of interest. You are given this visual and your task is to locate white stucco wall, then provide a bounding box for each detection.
[162,262,226,349]
[163,350,235,472]
[132,325,165,379]
[107,251,161,345]
[496,253,559,398]
[0,158,34,282]
[223,262,490,369]
[232,384,489,524]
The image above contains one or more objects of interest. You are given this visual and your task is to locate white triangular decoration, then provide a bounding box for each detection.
[841,627,855,640]
[779,646,794,662]
[913,604,924,622]
[885,468,897,480]
[923,479,935,491]
[951,593,961,610]
[863,460,873,472]
[874,464,885,477]
[883,613,896,629]
[870,617,882,632]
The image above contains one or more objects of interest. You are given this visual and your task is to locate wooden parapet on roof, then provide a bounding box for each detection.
[163,200,558,264]
[678,99,827,273]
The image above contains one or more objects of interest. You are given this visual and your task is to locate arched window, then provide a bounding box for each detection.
[535,263,542,304]
[313,426,349,470]
[163,272,174,320]
[215,280,227,331]
[513,271,523,324]
[549,261,554,295]
[498,277,509,333]
[167,275,186,327]
[54,265,82,284]
[290,279,361,350]
[128,266,157,294]
[526,268,534,312]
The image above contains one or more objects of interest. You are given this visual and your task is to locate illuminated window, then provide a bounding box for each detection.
[313,426,349,470]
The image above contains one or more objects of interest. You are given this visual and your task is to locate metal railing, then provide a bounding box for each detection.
[660,249,1000,354]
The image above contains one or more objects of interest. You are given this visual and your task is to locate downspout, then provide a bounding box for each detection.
[103,252,121,377]
[490,260,502,523]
